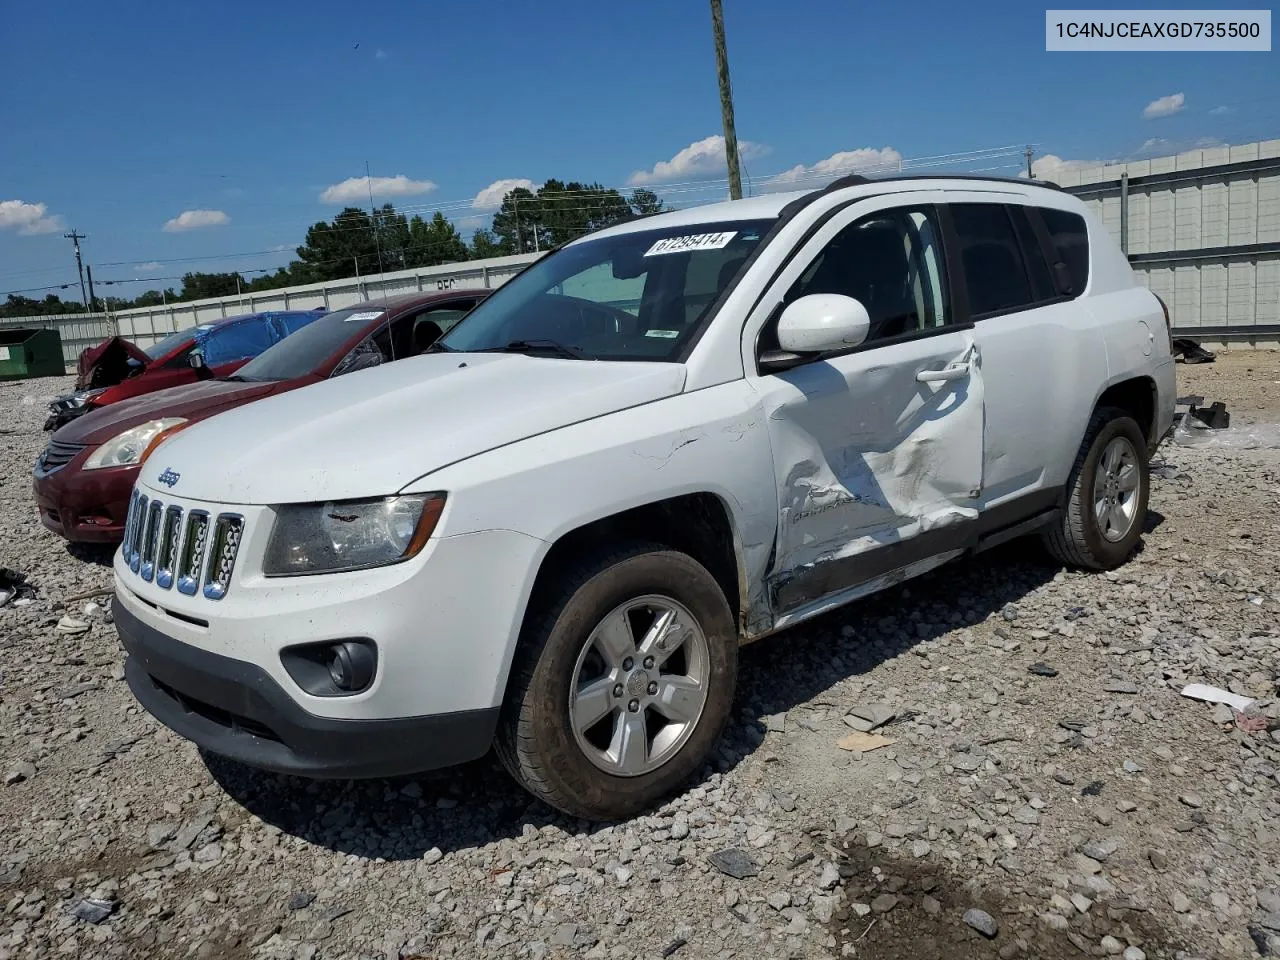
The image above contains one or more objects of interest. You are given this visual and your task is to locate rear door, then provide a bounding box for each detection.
[745,197,986,616]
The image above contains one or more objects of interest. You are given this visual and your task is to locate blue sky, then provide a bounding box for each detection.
[1,0,1276,301]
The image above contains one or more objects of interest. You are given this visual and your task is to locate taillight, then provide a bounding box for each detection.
[1154,293,1173,352]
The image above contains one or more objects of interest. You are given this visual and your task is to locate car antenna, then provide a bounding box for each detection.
[365,159,396,362]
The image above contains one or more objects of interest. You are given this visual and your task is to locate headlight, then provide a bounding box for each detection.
[263,493,446,576]
[84,418,188,470]
[50,387,106,413]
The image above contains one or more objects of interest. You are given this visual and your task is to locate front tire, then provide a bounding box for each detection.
[1043,406,1149,570]
[495,542,737,820]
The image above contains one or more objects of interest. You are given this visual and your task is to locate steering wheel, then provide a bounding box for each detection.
[538,293,640,336]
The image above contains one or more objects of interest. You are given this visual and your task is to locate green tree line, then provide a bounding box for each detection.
[0,185,665,318]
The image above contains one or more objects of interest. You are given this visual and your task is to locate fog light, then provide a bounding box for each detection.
[328,641,375,692]
[280,638,378,697]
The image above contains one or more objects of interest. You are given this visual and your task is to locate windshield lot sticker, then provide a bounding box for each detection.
[344,311,384,322]
[644,329,680,338]
[644,231,737,257]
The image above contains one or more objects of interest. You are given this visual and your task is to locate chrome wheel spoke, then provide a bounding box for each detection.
[574,677,616,732]
[1116,462,1139,492]
[592,609,636,665]
[1094,497,1110,527]
[637,609,682,667]
[610,710,649,774]
[653,675,704,724]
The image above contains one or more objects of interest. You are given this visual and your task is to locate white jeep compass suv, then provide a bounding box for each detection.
[113,174,1175,819]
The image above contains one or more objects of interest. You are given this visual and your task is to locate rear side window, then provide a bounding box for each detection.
[949,204,1035,317]
[1038,207,1091,296]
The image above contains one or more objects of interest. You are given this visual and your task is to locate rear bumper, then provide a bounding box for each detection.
[114,597,498,779]
[32,459,134,543]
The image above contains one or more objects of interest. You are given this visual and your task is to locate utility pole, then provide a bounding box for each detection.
[513,196,521,254]
[709,0,743,200]
[86,264,97,311]
[63,230,89,310]
[1025,146,1035,179]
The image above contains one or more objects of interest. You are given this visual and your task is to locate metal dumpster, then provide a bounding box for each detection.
[0,328,65,381]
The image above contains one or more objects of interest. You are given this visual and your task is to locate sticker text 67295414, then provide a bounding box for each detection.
[643,232,738,257]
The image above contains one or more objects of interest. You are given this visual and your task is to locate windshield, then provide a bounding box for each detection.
[144,326,198,360]
[232,307,383,381]
[439,219,773,361]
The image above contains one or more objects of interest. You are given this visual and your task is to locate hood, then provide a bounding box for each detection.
[138,353,687,504]
[75,336,151,390]
[54,377,280,446]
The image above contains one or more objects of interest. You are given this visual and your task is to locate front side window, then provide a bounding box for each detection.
[949,203,1035,317]
[201,319,275,366]
[438,219,774,361]
[784,206,950,344]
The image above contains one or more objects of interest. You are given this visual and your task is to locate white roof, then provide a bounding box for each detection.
[583,176,1077,243]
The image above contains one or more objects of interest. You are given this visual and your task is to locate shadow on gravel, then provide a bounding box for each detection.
[205,534,1133,861]
[65,542,117,567]
[825,836,1179,960]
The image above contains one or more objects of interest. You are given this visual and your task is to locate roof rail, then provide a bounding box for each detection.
[820,172,1064,192]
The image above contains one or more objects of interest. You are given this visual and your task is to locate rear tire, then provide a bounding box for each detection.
[1042,406,1149,570]
[495,542,737,820]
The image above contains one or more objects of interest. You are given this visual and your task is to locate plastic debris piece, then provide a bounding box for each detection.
[55,616,90,635]
[1028,662,1059,677]
[1172,415,1280,450]
[1181,683,1255,712]
[69,898,116,924]
[836,731,895,753]
[844,703,896,732]
[708,848,759,879]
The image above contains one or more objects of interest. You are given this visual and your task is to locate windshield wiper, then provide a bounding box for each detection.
[485,339,585,360]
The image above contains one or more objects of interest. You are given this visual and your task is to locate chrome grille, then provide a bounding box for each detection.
[35,439,86,476]
[140,500,163,582]
[128,494,149,572]
[121,493,243,602]
[176,511,210,596]
[203,515,244,600]
[155,506,183,589]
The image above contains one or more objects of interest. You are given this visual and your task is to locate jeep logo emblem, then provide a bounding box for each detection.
[158,468,180,488]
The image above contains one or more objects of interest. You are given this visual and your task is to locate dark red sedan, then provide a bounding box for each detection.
[33,290,487,543]
[44,309,329,431]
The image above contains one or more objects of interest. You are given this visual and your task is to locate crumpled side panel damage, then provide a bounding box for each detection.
[762,339,985,613]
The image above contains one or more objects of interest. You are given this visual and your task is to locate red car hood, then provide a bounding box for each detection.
[54,377,289,446]
[75,336,152,389]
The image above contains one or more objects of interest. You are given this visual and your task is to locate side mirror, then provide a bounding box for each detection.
[778,293,870,351]
[188,349,206,369]
[126,357,143,369]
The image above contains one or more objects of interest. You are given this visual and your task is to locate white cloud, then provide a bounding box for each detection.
[627,135,769,186]
[762,147,904,190]
[1209,105,1231,116]
[319,174,436,204]
[0,199,64,235]
[1139,137,1168,153]
[134,261,163,273]
[375,48,388,59]
[1143,93,1185,119]
[163,209,230,232]
[472,178,537,209]
[1027,155,1099,183]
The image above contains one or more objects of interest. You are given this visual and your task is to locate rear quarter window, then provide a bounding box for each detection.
[1038,207,1091,296]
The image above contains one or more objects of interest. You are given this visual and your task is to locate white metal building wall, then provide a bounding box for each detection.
[111,253,543,350]
[1055,140,1280,337]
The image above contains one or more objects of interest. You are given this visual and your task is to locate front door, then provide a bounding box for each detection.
[746,200,985,616]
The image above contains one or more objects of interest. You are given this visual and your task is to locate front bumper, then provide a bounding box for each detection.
[115,597,499,778]
[32,457,135,544]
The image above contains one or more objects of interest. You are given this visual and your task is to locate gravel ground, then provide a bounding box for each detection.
[2,356,1278,960]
